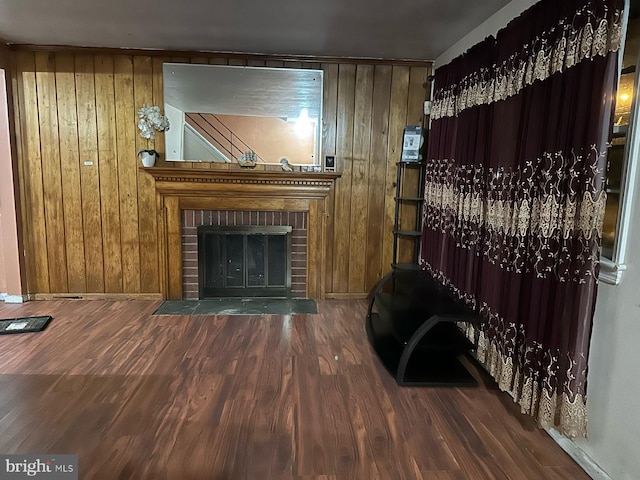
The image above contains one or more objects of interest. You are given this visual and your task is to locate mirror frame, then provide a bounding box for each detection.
[162,62,323,165]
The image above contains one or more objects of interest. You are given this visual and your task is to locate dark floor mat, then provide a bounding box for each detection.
[0,316,53,334]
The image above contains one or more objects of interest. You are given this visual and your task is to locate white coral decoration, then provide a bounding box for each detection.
[137,103,170,140]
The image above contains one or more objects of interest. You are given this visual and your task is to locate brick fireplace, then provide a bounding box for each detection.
[182,209,307,299]
[146,166,339,300]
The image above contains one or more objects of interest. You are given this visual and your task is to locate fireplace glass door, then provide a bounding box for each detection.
[198,226,292,298]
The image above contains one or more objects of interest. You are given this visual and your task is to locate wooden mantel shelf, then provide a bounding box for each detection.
[142,167,341,199]
[144,166,341,300]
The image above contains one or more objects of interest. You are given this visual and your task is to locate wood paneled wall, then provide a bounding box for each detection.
[11,49,431,297]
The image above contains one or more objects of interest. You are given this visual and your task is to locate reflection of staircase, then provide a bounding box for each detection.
[183,125,230,162]
[185,113,265,163]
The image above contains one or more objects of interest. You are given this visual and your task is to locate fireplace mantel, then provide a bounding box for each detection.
[143,167,340,300]
[146,167,340,198]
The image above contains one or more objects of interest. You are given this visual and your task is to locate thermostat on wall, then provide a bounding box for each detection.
[324,155,335,172]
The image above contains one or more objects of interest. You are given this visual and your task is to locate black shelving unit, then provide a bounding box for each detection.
[392,161,427,269]
[366,161,482,387]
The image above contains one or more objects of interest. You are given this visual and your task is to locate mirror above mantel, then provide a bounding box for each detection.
[162,63,323,166]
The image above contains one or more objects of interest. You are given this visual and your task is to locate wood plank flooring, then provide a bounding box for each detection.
[0,300,588,479]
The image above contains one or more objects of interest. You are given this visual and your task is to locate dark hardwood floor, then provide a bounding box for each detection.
[0,299,588,479]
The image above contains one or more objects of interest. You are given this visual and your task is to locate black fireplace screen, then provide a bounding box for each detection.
[198,226,292,298]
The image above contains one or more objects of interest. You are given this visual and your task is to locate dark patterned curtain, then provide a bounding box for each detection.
[420,0,623,437]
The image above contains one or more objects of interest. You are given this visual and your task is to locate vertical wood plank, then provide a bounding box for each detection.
[398,66,429,264]
[407,66,428,126]
[365,65,392,291]
[9,53,30,293]
[332,64,356,293]
[165,196,182,299]
[114,55,141,293]
[134,55,160,293]
[307,200,322,299]
[75,54,105,292]
[35,51,68,292]
[155,189,168,297]
[321,63,338,294]
[321,196,329,299]
[382,66,409,272]
[55,53,86,292]
[95,54,123,293]
[15,51,49,293]
[348,64,373,293]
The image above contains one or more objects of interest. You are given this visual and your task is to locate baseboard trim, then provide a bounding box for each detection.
[0,293,28,303]
[325,292,369,300]
[546,429,612,480]
[32,293,163,301]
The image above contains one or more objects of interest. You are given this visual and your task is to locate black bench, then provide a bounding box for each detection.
[366,268,483,386]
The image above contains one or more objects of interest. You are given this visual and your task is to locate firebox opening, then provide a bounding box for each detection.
[198,225,292,298]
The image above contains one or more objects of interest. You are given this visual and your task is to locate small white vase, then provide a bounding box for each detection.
[140,151,156,167]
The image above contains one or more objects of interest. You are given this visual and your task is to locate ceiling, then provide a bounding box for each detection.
[0,0,512,61]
